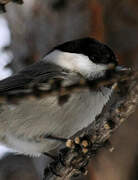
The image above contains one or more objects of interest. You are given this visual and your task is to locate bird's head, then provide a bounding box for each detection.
[44,37,118,80]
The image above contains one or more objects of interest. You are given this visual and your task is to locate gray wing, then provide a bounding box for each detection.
[0,61,66,95]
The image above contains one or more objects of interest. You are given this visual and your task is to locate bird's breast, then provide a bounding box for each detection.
[0,87,112,155]
[0,87,112,139]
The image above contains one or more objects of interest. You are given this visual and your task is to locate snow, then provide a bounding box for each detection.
[0,16,14,158]
[0,16,12,80]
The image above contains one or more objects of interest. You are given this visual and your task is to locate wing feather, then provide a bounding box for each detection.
[0,61,65,94]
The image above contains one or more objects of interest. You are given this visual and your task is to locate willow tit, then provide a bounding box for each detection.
[0,37,118,156]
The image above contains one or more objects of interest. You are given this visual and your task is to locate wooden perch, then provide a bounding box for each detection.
[42,70,138,180]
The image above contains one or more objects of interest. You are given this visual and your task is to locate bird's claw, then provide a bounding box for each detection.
[66,135,92,155]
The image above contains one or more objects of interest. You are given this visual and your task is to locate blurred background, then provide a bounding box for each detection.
[0,0,138,179]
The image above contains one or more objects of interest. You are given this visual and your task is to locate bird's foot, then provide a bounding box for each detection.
[66,135,92,155]
[44,134,92,154]
[44,134,67,143]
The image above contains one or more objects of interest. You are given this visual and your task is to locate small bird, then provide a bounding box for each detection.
[0,37,119,156]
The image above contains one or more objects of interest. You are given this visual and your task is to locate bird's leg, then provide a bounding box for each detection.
[44,134,67,142]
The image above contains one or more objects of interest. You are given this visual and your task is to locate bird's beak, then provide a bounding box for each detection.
[115,66,130,72]
[107,63,130,72]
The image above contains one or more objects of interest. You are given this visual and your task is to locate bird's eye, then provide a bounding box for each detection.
[106,54,110,58]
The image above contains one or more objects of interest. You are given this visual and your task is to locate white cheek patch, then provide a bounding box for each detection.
[44,50,108,78]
